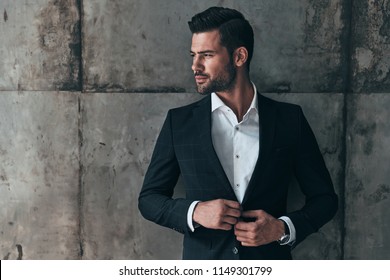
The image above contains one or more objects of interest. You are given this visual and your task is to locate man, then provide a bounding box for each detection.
[138,7,338,260]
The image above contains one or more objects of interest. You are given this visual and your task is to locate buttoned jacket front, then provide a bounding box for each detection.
[138,92,338,260]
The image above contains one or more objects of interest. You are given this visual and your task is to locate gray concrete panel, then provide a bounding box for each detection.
[0,0,81,91]
[264,93,344,259]
[351,0,390,92]
[80,92,201,259]
[345,94,390,259]
[0,91,79,259]
[82,0,345,93]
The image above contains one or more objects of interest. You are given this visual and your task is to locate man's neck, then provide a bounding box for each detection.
[216,77,254,122]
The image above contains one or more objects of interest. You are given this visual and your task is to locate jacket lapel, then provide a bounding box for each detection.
[242,94,276,205]
[193,95,237,199]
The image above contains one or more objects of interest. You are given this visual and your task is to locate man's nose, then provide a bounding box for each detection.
[191,56,204,72]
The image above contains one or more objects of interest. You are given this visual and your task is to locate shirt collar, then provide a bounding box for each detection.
[211,82,258,113]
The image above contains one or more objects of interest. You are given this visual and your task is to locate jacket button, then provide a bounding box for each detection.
[232,247,239,254]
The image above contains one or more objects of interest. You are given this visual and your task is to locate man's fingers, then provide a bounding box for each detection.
[235,220,252,231]
[224,207,241,219]
[219,199,241,220]
[241,209,265,218]
[193,199,242,230]
[235,231,260,246]
[234,209,283,246]
[223,199,241,210]
[223,216,239,225]
[222,199,241,218]
[219,223,233,231]
[241,210,257,217]
[240,241,258,247]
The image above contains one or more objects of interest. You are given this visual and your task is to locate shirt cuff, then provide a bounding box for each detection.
[279,216,296,245]
[187,201,201,232]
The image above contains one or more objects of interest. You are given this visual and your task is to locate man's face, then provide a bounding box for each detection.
[190,30,236,95]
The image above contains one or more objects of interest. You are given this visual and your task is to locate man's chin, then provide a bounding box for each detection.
[196,85,212,96]
[197,90,211,96]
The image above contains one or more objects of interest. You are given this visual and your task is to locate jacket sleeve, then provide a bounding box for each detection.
[138,110,193,234]
[288,108,338,245]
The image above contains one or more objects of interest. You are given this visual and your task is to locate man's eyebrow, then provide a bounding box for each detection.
[190,50,217,54]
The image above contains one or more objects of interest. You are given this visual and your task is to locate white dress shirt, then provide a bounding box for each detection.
[211,86,259,203]
[187,84,295,245]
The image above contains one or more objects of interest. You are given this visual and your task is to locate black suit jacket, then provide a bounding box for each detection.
[138,93,338,259]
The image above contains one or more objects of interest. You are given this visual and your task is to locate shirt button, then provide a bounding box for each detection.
[232,247,239,254]
[235,127,239,131]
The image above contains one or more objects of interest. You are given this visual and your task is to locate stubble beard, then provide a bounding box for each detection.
[195,60,237,96]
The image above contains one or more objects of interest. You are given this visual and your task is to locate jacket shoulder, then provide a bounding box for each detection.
[165,95,209,127]
[259,94,303,116]
[169,95,208,114]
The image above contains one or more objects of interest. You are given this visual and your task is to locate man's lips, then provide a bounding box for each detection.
[194,74,208,83]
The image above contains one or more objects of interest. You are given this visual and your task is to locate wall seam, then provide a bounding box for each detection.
[77,94,85,259]
[340,0,354,260]
[78,0,84,93]
[77,0,85,259]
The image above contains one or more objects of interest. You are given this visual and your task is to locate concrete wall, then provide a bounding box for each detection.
[0,0,389,259]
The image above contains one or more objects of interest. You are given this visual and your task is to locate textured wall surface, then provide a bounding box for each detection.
[0,0,389,260]
[345,94,390,259]
[0,0,81,91]
[351,1,390,92]
[81,0,346,93]
[0,92,80,259]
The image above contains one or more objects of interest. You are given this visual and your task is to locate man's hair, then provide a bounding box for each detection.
[188,7,254,70]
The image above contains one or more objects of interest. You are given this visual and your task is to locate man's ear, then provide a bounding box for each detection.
[234,47,249,67]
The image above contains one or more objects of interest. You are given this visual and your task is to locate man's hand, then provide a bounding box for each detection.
[234,210,285,246]
[193,199,241,230]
